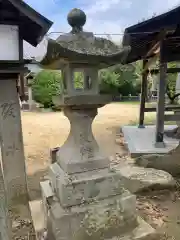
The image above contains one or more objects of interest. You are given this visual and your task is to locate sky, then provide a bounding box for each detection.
[24,0,180,58]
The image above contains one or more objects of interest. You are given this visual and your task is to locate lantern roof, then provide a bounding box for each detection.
[0,0,53,46]
[40,8,130,69]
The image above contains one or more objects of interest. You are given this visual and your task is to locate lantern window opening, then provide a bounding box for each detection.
[72,69,85,90]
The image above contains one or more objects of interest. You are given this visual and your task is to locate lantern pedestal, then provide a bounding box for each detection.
[52,94,112,174]
[40,96,156,240]
[57,107,109,173]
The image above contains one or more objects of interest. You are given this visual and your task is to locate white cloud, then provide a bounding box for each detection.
[83,0,131,15]
[147,0,180,17]
[24,0,180,58]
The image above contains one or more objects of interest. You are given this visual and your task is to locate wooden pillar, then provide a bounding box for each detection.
[138,59,148,128]
[155,41,167,147]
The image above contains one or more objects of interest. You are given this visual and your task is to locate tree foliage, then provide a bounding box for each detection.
[31,63,144,108]
[166,62,179,104]
[32,70,63,108]
[31,60,179,108]
[99,63,141,95]
[99,69,120,95]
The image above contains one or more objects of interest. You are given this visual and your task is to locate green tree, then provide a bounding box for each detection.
[32,63,143,108]
[99,69,120,95]
[166,62,179,104]
[99,63,141,96]
[113,63,139,95]
[32,70,63,108]
[74,72,84,89]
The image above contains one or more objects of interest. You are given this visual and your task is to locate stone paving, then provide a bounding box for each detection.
[122,125,179,157]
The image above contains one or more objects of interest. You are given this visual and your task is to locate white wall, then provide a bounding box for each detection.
[0,25,19,60]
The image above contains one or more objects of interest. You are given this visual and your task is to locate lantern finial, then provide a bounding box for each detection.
[67,8,86,33]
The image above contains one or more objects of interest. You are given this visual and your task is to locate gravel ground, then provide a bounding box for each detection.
[19,103,180,239]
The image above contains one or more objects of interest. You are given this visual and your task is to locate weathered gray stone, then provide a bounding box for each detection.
[122,125,179,158]
[41,182,139,240]
[0,79,36,238]
[49,163,126,207]
[0,160,11,240]
[40,8,158,240]
[0,79,29,203]
[110,217,158,240]
[53,94,112,106]
[41,180,158,240]
[114,165,175,193]
[135,144,180,176]
[40,181,54,228]
[56,108,110,174]
[29,200,46,233]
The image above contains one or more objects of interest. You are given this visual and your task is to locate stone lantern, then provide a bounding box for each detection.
[40,8,156,240]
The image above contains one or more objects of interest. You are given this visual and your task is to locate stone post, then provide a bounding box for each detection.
[0,79,29,205]
[28,85,33,106]
[0,161,11,240]
[27,78,36,111]
[0,79,36,238]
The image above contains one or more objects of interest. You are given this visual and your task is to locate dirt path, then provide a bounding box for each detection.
[22,103,139,175]
[21,103,180,239]
[137,189,180,240]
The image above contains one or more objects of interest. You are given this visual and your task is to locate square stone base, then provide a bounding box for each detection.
[48,163,128,207]
[122,125,179,157]
[40,180,157,240]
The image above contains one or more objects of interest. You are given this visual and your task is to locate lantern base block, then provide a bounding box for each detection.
[40,175,157,240]
[48,162,127,207]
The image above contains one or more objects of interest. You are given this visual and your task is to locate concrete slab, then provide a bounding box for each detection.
[29,200,46,233]
[122,125,179,157]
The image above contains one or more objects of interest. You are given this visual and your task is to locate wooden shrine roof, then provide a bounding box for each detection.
[0,0,53,46]
[122,5,180,64]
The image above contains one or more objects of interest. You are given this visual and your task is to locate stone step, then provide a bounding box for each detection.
[29,200,46,235]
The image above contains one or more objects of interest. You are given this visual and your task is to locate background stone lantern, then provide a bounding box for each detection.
[40,8,157,240]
